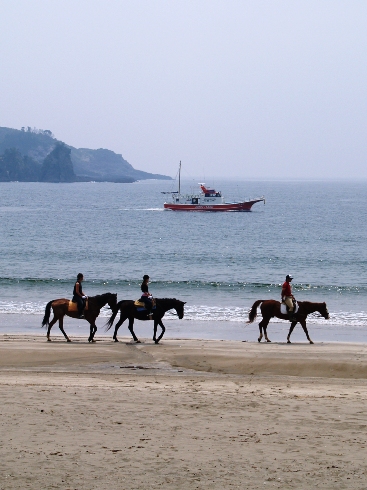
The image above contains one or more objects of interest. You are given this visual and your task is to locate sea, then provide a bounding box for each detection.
[0,179,366,343]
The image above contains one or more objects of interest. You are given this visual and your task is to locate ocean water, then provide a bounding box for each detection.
[0,179,366,342]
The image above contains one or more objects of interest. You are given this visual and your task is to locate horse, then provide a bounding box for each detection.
[247,300,329,344]
[42,292,117,342]
[105,298,186,343]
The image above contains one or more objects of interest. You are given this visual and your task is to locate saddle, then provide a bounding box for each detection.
[68,299,88,312]
[134,298,156,311]
[280,300,298,315]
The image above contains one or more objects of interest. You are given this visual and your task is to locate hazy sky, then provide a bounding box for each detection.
[1,0,366,179]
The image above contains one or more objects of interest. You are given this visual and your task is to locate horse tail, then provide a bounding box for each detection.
[42,300,53,327]
[247,300,264,324]
[104,303,120,331]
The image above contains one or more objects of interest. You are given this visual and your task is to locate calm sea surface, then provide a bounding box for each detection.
[0,179,366,342]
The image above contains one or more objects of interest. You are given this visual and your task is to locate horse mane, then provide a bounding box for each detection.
[90,292,116,304]
[155,297,182,304]
[156,297,178,301]
[299,300,325,306]
[298,300,326,310]
[90,292,114,298]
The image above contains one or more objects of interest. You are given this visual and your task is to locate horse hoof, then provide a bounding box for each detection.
[309,341,314,344]
[47,337,51,342]
[135,340,141,344]
[155,341,159,344]
[66,339,71,343]
[287,340,291,344]
[266,339,271,343]
[258,338,261,343]
[114,338,119,342]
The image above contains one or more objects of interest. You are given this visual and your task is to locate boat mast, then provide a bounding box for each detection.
[178,160,181,194]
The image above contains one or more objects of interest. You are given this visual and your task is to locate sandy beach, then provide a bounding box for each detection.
[1,335,367,489]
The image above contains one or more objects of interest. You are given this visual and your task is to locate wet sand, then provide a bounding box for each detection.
[1,335,367,489]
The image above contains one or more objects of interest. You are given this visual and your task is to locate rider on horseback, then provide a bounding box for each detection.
[281,274,297,322]
[140,274,153,318]
[72,273,87,318]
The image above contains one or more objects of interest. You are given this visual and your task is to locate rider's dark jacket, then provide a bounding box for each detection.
[72,281,85,314]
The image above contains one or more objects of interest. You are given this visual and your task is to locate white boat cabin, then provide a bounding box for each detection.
[169,184,225,205]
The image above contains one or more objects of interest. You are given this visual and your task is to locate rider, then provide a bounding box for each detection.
[140,274,153,318]
[281,274,296,321]
[72,273,87,318]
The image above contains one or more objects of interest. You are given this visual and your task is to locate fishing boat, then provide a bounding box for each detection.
[163,162,265,212]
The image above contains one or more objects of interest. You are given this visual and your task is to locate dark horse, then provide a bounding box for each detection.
[247,300,329,344]
[105,298,186,343]
[42,293,117,342]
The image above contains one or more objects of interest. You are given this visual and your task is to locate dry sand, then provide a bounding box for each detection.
[0,334,366,489]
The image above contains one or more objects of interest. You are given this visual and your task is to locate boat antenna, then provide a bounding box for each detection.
[178,160,181,194]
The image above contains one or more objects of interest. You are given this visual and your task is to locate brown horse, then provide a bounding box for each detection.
[247,300,329,344]
[105,298,186,343]
[42,292,117,342]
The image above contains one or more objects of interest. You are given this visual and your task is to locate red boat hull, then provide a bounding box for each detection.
[164,199,264,212]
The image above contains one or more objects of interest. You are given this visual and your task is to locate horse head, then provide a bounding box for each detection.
[174,300,186,319]
[106,293,118,310]
[320,302,330,319]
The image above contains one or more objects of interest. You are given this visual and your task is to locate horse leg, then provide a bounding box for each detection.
[87,316,98,343]
[113,313,127,342]
[155,319,165,344]
[58,317,71,342]
[128,317,140,343]
[153,319,158,343]
[259,318,271,342]
[257,322,263,342]
[46,315,58,341]
[88,323,97,343]
[287,321,298,343]
[263,319,271,342]
[300,320,313,344]
[258,322,263,343]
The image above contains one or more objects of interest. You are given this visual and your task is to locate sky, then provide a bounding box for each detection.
[1,0,366,179]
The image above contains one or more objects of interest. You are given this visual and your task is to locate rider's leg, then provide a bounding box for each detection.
[285,296,296,321]
[284,296,293,311]
[72,295,84,318]
[77,297,85,318]
[142,297,152,317]
[147,299,153,317]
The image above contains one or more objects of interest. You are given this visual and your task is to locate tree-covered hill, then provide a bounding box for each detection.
[0,126,172,182]
[0,148,41,182]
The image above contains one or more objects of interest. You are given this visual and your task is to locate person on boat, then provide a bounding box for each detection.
[72,273,87,318]
[140,274,153,317]
[281,274,296,321]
